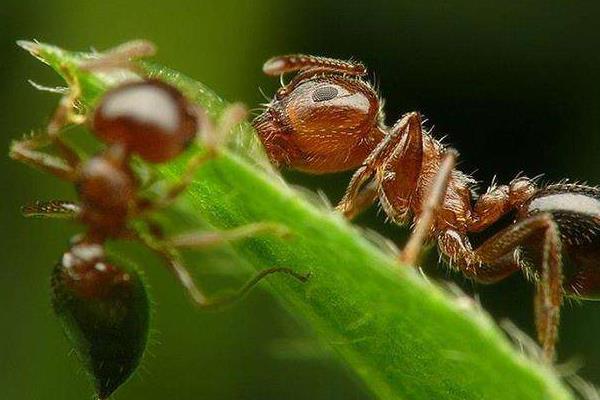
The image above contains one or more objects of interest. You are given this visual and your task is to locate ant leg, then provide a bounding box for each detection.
[165,222,291,249]
[440,213,563,362]
[21,200,81,219]
[134,229,308,309]
[139,103,247,212]
[39,41,157,164]
[79,40,156,73]
[342,181,379,221]
[337,112,423,220]
[399,149,457,265]
[10,67,86,177]
[10,134,76,181]
[47,41,156,145]
[17,42,83,166]
[44,65,90,167]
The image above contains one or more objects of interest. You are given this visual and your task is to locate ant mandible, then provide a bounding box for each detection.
[253,53,600,362]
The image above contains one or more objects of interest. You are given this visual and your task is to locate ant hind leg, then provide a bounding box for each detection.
[444,213,563,362]
[134,227,308,310]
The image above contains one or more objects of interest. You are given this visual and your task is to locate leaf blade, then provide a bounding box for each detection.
[21,42,573,400]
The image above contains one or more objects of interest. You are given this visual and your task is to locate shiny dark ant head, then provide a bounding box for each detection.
[253,55,382,172]
[92,79,199,163]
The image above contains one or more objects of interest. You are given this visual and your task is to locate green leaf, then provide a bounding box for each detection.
[17,41,574,400]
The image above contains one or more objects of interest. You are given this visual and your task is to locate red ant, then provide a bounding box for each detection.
[11,41,307,399]
[253,54,600,362]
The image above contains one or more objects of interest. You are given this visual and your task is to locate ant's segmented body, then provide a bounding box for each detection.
[254,54,600,362]
[12,41,307,399]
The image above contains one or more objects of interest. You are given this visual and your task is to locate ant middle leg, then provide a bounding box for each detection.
[399,149,458,265]
[133,227,308,309]
[439,213,563,362]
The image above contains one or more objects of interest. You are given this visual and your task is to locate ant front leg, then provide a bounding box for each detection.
[338,111,453,265]
[10,66,86,179]
[134,225,308,309]
[15,40,157,175]
[336,111,424,219]
[439,213,563,362]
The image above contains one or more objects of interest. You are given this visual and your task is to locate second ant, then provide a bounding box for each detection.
[253,53,600,362]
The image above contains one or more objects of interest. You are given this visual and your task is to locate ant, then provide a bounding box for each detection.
[11,39,308,309]
[253,53,600,362]
[10,42,308,397]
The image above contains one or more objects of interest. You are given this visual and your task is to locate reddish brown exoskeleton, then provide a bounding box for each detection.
[254,53,600,362]
[11,41,307,399]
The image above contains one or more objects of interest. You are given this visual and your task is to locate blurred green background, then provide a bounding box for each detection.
[2,1,600,399]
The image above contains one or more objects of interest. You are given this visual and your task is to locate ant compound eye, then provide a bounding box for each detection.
[92,79,198,163]
[51,253,149,399]
[312,86,339,102]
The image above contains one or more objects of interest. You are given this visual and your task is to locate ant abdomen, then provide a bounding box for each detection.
[521,184,600,299]
[92,79,198,163]
[52,243,149,400]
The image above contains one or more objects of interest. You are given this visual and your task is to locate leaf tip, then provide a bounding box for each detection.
[16,40,41,55]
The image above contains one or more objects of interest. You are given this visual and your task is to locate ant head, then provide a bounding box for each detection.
[253,55,381,170]
[92,79,198,163]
